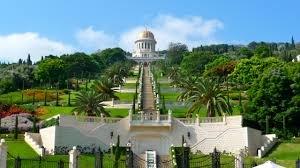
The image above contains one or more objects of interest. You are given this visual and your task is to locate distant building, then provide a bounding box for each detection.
[127,29,164,63]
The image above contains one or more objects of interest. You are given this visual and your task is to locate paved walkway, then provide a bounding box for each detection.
[142,65,156,119]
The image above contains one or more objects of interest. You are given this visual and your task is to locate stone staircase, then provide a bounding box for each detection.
[24,132,47,156]
[258,134,278,158]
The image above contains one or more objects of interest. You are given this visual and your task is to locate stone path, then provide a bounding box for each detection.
[142,65,156,119]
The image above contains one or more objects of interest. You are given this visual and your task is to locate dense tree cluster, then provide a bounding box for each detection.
[163,38,300,138]
[0,47,129,93]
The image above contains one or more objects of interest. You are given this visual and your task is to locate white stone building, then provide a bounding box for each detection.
[132,30,158,58]
[127,30,164,63]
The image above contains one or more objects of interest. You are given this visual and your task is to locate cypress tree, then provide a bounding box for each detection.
[239,90,243,114]
[113,135,121,168]
[283,115,286,138]
[265,116,269,134]
[68,91,71,106]
[32,91,35,105]
[32,117,37,133]
[27,54,32,65]
[132,95,136,114]
[44,90,47,106]
[14,115,19,139]
[21,92,24,104]
[76,79,79,91]
[0,118,2,136]
[56,91,59,106]
[85,79,88,91]
[291,36,296,49]
[162,96,166,114]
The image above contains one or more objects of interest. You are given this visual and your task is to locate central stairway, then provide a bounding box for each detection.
[142,64,156,119]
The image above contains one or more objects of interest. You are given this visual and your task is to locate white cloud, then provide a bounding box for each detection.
[75,26,116,51]
[0,32,74,62]
[77,14,224,52]
[119,15,224,51]
[0,14,224,63]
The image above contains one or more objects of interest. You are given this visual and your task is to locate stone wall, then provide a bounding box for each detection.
[36,115,274,157]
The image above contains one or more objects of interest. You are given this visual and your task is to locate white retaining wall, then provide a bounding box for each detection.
[34,115,275,157]
[40,126,57,155]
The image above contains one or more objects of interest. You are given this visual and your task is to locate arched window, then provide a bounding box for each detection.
[148,43,150,49]
[142,43,144,49]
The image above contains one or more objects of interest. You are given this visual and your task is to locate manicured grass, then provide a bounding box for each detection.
[38,107,128,119]
[123,83,137,89]
[5,138,125,168]
[6,139,39,159]
[170,103,241,118]
[38,106,75,119]
[115,92,135,101]
[0,91,31,104]
[161,92,180,102]
[266,141,300,160]
[106,108,129,118]
[0,90,78,106]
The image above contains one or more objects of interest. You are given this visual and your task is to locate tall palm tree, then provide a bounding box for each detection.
[178,77,232,117]
[73,90,109,116]
[93,78,119,101]
[105,63,130,86]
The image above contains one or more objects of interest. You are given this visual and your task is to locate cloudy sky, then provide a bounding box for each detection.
[0,0,299,62]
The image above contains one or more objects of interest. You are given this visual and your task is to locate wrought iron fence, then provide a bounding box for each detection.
[6,153,69,168]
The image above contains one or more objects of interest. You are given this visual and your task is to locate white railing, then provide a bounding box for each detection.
[177,116,224,125]
[199,117,223,123]
[177,118,196,125]
[75,116,122,123]
[160,115,169,121]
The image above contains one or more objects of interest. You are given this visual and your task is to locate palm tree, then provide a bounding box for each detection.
[105,63,129,86]
[73,90,109,116]
[92,78,119,101]
[178,77,232,117]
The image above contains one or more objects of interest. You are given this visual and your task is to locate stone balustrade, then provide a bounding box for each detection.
[75,115,122,123]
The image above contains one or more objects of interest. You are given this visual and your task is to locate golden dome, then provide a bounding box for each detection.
[138,30,155,39]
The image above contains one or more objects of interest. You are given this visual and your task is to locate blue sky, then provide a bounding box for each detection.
[0,0,299,62]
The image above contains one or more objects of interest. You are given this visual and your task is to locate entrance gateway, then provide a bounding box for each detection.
[25,29,278,166]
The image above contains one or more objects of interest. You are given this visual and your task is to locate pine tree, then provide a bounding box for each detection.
[27,54,32,65]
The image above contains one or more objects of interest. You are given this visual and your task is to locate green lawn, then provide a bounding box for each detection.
[0,91,31,104]
[5,138,125,168]
[7,139,39,159]
[38,107,129,119]
[106,108,129,118]
[0,90,78,106]
[123,83,137,89]
[161,92,180,102]
[115,92,135,101]
[264,141,300,167]
[39,106,75,119]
